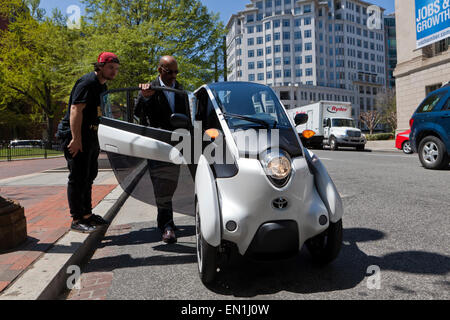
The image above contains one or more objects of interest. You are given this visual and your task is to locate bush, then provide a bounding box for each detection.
[366,133,395,141]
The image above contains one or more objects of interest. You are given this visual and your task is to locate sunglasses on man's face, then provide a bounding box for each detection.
[161,66,179,75]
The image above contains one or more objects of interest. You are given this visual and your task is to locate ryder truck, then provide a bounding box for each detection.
[286,101,366,151]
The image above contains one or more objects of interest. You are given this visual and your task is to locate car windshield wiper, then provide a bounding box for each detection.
[222,112,272,129]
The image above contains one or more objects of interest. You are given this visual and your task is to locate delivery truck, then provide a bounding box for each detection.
[286,101,366,151]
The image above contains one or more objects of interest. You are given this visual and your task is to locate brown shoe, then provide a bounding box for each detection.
[162,227,177,244]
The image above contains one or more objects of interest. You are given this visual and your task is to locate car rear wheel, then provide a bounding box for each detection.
[195,199,218,284]
[418,136,449,170]
[402,141,413,154]
[305,219,343,264]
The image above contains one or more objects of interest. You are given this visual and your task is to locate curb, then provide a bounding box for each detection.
[0,160,147,300]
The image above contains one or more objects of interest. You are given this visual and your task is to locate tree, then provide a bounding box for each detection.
[79,0,226,90]
[375,88,397,133]
[360,110,383,135]
[0,0,81,144]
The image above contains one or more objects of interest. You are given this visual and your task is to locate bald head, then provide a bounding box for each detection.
[158,56,179,86]
[159,56,177,67]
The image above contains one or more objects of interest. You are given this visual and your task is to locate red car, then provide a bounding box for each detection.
[395,129,413,154]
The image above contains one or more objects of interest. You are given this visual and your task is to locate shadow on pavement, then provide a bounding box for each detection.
[81,225,450,298]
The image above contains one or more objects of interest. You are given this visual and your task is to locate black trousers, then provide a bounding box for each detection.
[148,160,180,231]
[64,132,100,220]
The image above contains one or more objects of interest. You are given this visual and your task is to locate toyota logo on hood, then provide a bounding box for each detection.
[272,197,288,209]
[327,106,348,113]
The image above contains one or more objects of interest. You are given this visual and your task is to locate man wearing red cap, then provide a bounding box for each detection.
[56,52,120,233]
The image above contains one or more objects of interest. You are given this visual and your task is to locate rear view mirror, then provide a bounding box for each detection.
[170,113,191,130]
[294,113,308,126]
[323,119,328,127]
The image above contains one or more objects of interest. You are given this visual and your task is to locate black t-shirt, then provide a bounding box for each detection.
[60,72,107,133]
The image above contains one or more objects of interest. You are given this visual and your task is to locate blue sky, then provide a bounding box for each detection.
[39,0,395,23]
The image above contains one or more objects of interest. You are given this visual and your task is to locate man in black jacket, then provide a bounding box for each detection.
[134,56,190,244]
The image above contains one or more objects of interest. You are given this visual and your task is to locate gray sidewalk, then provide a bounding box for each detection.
[365,140,398,152]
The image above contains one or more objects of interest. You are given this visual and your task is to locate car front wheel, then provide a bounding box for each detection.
[305,219,343,264]
[418,136,449,169]
[330,137,338,151]
[195,199,218,284]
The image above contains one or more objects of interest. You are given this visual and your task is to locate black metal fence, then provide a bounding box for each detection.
[0,140,64,161]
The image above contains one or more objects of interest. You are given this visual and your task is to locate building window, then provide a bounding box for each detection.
[284,69,291,77]
[248,38,254,46]
[258,73,265,81]
[273,19,281,28]
[249,74,255,81]
[257,49,263,56]
[305,55,313,63]
[305,43,312,50]
[280,91,290,100]
[304,4,311,13]
[248,62,255,69]
[248,50,254,57]
[283,32,291,40]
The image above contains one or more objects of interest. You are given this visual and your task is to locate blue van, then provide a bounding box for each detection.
[410,86,450,170]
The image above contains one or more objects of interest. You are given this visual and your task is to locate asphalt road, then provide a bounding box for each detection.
[75,149,450,300]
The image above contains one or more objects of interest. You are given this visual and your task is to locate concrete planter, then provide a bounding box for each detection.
[0,196,27,251]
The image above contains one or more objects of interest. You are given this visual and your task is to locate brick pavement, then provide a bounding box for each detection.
[0,184,117,293]
[65,224,132,300]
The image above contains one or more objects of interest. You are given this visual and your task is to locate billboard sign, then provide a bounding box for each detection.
[415,0,450,48]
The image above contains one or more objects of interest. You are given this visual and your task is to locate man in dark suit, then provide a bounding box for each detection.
[134,56,190,244]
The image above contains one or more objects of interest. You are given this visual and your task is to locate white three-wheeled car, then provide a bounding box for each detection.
[98,82,344,284]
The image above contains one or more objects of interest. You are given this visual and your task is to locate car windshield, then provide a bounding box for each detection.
[332,119,356,127]
[208,82,291,130]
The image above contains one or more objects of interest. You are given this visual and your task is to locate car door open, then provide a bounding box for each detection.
[98,87,195,215]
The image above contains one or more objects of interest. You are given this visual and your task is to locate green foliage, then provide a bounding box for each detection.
[366,133,395,141]
[0,0,225,141]
[79,0,225,90]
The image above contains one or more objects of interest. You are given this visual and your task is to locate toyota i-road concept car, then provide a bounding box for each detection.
[98,82,344,284]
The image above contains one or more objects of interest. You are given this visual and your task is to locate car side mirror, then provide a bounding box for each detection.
[170,113,191,130]
[323,119,328,127]
[294,113,308,126]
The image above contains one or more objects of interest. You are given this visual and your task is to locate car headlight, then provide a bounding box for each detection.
[260,150,292,187]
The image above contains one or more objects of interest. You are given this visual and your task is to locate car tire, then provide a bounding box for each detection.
[195,198,218,284]
[418,136,449,170]
[356,145,365,151]
[330,137,338,151]
[402,141,413,154]
[305,219,343,264]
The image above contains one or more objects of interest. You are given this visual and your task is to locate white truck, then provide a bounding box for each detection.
[286,101,366,151]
